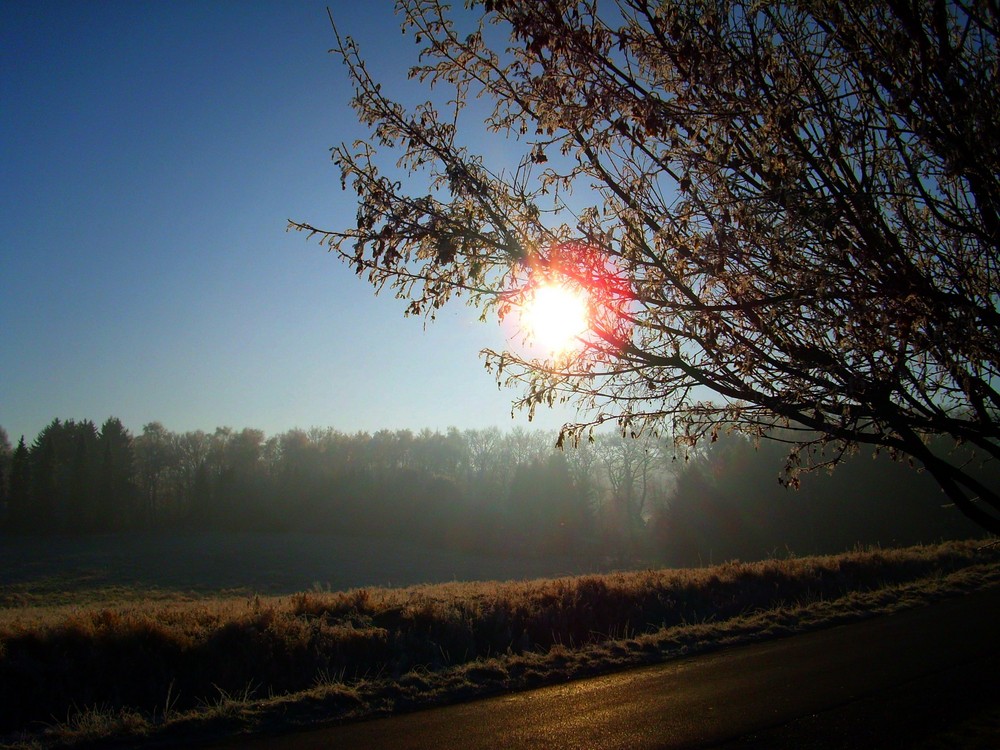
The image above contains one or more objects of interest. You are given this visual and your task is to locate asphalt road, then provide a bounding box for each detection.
[222,588,1000,749]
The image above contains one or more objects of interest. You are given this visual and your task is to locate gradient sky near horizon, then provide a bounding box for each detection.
[1,0,580,444]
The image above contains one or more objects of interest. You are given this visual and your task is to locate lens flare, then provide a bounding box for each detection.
[522,283,590,354]
[502,241,633,360]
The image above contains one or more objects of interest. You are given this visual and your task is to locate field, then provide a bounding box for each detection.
[1,534,998,748]
[0,531,619,605]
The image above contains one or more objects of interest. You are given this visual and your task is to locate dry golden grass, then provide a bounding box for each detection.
[1,539,997,748]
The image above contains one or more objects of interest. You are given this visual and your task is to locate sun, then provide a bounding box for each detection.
[520,282,590,354]
[503,241,633,358]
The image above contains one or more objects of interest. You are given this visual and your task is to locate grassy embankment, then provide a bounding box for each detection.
[1,538,998,749]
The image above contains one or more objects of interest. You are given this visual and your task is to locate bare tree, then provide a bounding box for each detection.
[292,0,1000,532]
[595,433,666,548]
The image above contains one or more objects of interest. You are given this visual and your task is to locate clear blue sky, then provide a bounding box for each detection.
[0,0,578,443]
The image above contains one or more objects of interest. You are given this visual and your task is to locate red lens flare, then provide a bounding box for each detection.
[501,241,633,357]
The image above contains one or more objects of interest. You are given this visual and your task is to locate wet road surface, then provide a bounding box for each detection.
[218,587,1000,749]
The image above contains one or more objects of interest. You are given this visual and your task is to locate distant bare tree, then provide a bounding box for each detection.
[292,1,1000,532]
[134,422,176,525]
[595,433,667,548]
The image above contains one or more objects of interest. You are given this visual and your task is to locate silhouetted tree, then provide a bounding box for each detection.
[412,427,467,477]
[218,428,271,529]
[462,427,507,506]
[293,0,1000,532]
[97,418,136,530]
[7,437,31,530]
[67,420,99,529]
[174,430,211,523]
[0,427,10,515]
[562,436,601,515]
[30,419,65,530]
[134,422,176,527]
[595,433,669,552]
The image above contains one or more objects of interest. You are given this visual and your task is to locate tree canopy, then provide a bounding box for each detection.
[3,416,983,561]
[292,0,1000,532]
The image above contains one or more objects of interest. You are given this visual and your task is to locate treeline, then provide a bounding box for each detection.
[0,420,657,557]
[0,420,988,563]
[655,432,990,565]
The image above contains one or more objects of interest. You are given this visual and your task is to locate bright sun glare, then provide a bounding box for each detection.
[522,283,590,354]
